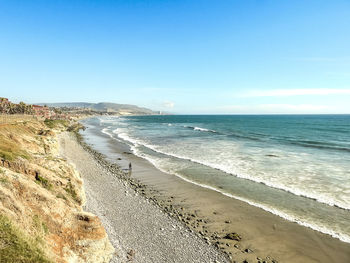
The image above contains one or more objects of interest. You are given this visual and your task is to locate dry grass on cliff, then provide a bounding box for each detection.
[44,119,69,129]
[0,215,51,263]
[0,118,114,262]
[0,123,33,161]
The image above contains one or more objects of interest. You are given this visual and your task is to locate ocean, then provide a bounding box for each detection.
[81,115,350,243]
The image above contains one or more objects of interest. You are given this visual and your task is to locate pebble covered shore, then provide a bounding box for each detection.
[59,131,230,263]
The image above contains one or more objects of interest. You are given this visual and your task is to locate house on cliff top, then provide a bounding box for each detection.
[32,105,50,118]
[0,97,9,103]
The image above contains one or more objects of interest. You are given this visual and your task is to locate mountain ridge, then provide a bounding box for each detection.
[38,102,157,115]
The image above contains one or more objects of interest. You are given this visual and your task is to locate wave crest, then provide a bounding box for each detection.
[184,125,218,133]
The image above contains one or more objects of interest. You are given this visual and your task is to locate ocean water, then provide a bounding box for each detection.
[81,115,350,243]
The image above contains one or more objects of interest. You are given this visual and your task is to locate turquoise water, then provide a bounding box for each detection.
[82,115,350,243]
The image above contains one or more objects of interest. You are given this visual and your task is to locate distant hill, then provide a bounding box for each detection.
[39,102,157,115]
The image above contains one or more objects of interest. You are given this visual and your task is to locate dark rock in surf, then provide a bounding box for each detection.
[224,232,241,241]
[266,154,278,157]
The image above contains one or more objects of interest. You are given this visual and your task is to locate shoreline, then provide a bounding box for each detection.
[125,146,350,244]
[61,131,229,262]
[77,125,350,263]
[99,115,350,244]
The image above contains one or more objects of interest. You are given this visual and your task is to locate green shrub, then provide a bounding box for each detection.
[32,215,49,235]
[64,182,80,203]
[67,123,84,133]
[0,177,8,185]
[35,173,52,190]
[0,148,30,161]
[0,135,30,161]
[0,215,51,263]
[56,192,67,201]
[44,119,69,129]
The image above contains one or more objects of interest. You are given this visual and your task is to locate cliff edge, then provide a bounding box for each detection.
[0,117,114,262]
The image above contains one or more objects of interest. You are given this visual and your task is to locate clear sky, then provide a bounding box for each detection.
[1,0,350,114]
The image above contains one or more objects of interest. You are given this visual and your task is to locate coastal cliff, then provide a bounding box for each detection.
[0,117,114,262]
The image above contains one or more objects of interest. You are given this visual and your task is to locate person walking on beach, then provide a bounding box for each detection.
[128,162,132,176]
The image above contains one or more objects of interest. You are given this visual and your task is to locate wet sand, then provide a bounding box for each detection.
[97,132,350,263]
[60,132,229,263]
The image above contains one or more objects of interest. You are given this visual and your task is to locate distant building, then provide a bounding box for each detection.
[0,98,71,119]
[32,105,50,119]
[0,97,9,103]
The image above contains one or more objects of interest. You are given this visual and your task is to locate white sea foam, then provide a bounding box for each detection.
[96,116,350,244]
[101,127,124,143]
[194,127,214,132]
[128,143,350,244]
[101,127,112,137]
[112,128,120,134]
[116,131,350,211]
[99,116,119,124]
[184,125,217,133]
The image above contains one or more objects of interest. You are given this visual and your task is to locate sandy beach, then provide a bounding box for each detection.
[121,155,350,263]
[68,125,350,263]
[59,132,229,263]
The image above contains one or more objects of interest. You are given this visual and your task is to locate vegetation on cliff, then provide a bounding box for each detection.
[43,119,69,129]
[0,215,51,263]
[0,100,34,115]
[0,117,114,262]
[0,123,31,161]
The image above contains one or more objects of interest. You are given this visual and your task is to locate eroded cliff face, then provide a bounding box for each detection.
[0,119,114,262]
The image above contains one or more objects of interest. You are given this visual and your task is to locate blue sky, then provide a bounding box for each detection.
[0,0,350,114]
